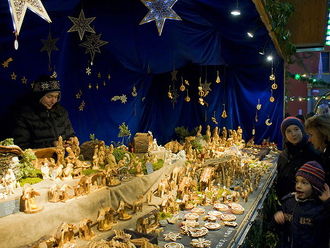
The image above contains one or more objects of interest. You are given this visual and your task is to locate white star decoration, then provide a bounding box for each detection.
[139,0,182,36]
[8,0,52,35]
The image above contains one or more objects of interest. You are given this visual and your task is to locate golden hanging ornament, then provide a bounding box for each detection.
[180,83,185,92]
[212,111,218,124]
[199,97,205,105]
[256,99,262,110]
[132,86,137,97]
[216,70,221,83]
[88,83,92,89]
[184,79,189,85]
[198,85,205,97]
[265,118,273,126]
[184,89,190,102]
[221,104,227,118]
[269,74,275,81]
[96,83,99,90]
[271,83,278,90]
[269,96,275,102]
[167,85,173,99]
[252,128,255,135]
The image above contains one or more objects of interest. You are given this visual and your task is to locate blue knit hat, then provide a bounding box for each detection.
[296,161,325,194]
[281,116,304,136]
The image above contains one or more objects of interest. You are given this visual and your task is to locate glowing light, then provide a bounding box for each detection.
[266,55,273,61]
[231,9,241,16]
[247,32,254,38]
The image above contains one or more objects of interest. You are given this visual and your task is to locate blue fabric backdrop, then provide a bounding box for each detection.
[0,0,284,146]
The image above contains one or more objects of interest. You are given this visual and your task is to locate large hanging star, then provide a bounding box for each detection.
[40,33,59,61]
[80,33,108,64]
[139,0,182,36]
[67,9,95,40]
[8,0,51,35]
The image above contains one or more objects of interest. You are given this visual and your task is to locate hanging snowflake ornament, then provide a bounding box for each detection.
[86,67,92,75]
[80,33,108,65]
[67,9,95,40]
[139,0,182,36]
[8,0,51,36]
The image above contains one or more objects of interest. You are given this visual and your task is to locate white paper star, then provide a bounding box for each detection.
[8,0,52,35]
[139,0,182,36]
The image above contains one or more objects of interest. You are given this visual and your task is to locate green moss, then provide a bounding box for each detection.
[158,211,172,220]
[19,177,43,187]
[153,159,164,171]
[82,169,100,176]
[113,148,126,163]
[18,149,39,179]
[0,138,15,146]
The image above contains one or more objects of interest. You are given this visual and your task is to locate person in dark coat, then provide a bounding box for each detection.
[274,161,330,248]
[305,114,330,185]
[276,116,320,201]
[12,75,75,149]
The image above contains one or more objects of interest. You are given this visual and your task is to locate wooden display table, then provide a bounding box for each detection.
[0,160,184,248]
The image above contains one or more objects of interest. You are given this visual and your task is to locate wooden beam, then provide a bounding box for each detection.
[252,0,285,59]
[285,0,327,48]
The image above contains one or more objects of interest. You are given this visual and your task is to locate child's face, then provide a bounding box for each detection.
[285,125,303,144]
[295,176,313,200]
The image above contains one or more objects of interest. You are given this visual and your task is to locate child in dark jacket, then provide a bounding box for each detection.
[274,161,330,248]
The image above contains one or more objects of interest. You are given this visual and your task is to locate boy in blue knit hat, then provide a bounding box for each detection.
[274,161,330,248]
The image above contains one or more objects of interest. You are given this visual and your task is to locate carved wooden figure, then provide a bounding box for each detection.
[48,184,61,202]
[132,195,144,213]
[117,200,132,220]
[21,184,43,213]
[79,218,95,240]
[54,223,77,248]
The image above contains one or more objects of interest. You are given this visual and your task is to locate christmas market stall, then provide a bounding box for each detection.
[0,0,285,247]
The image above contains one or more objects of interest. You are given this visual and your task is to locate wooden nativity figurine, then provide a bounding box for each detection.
[97,207,117,231]
[21,184,43,213]
[79,218,95,240]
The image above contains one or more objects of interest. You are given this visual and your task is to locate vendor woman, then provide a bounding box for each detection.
[12,75,75,149]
